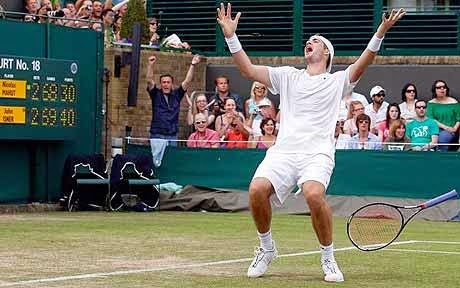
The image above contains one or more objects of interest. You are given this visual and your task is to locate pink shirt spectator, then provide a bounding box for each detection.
[187,128,220,148]
[377,121,390,142]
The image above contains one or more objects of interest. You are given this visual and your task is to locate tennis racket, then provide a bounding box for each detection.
[346,189,458,251]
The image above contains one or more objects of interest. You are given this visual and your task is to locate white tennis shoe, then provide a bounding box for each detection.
[247,241,278,278]
[321,259,344,282]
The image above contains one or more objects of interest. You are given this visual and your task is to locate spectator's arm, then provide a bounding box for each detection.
[181,55,200,91]
[427,135,439,150]
[113,0,129,11]
[146,56,156,92]
[75,0,85,11]
[104,0,113,10]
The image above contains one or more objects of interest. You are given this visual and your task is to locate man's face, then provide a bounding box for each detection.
[93,1,103,16]
[415,102,427,117]
[103,11,114,24]
[194,114,207,132]
[372,91,385,104]
[160,76,173,93]
[304,36,328,65]
[66,3,76,15]
[42,0,52,9]
[26,0,39,13]
[215,77,229,94]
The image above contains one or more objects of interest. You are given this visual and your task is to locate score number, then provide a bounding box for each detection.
[30,107,76,127]
[31,82,76,102]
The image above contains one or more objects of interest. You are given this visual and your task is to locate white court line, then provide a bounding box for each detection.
[0,240,448,287]
[412,240,460,245]
[386,248,460,255]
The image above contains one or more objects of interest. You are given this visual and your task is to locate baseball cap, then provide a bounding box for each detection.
[370,85,385,97]
[257,98,271,107]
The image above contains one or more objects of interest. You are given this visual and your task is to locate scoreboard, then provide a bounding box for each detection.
[0,55,79,140]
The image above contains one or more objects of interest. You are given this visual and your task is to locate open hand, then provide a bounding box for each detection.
[376,8,406,37]
[148,55,156,65]
[191,55,201,65]
[216,2,241,38]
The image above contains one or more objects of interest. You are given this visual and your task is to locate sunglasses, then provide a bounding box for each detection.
[415,106,426,109]
[406,89,415,93]
[194,120,206,124]
[358,120,369,124]
[375,93,385,97]
[254,86,266,90]
[435,85,446,90]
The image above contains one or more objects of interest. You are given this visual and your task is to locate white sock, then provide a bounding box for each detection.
[320,243,335,262]
[257,230,273,250]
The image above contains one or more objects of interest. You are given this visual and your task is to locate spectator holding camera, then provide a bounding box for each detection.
[146,54,201,145]
[215,98,246,139]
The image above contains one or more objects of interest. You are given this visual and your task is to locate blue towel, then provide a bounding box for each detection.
[150,138,169,168]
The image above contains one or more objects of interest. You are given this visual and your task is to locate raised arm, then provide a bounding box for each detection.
[181,55,201,91]
[146,56,156,91]
[217,3,271,88]
[349,9,406,83]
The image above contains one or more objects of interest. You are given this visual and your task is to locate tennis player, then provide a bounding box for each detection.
[217,3,405,282]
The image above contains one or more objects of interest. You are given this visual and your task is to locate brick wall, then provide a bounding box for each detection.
[103,48,206,157]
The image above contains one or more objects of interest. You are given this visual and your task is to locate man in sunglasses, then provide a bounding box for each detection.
[365,85,389,132]
[217,2,405,283]
[406,99,439,151]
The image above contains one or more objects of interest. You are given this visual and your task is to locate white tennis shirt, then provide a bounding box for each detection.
[268,66,355,158]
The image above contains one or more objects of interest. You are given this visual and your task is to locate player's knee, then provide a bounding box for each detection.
[303,185,325,208]
[249,179,272,201]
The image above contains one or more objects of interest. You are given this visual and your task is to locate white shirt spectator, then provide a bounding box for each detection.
[399,102,416,122]
[365,101,388,128]
[268,66,355,157]
[338,92,369,121]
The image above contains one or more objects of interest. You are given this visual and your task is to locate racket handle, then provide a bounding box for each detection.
[422,189,458,208]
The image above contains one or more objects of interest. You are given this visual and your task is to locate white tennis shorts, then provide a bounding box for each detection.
[252,151,334,206]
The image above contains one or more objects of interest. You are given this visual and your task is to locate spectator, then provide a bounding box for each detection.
[146,54,201,145]
[24,0,39,22]
[406,99,439,151]
[347,114,381,150]
[215,98,246,139]
[399,83,417,122]
[101,8,115,47]
[383,119,411,151]
[148,17,160,47]
[113,14,123,41]
[186,113,220,148]
[92,0,104,19]
[365,85,389,132]
[224,113,249,149]
[211,75,243,115]
[75,0,93,28]
[65,2,77,18]
[377,103,401,142]
[334,120,351,149]
[427,80,460,151]
[343,100,365,136]
[41,0,53,10]
[244,81,275,119]
[91,21,102,31]
[249,118,276,149]
[247,97,276,138]
[339,89,368,121]
[185,92,216,129]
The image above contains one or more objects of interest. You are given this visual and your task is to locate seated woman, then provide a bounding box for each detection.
[343,101,365,136]
[377,103,401,143]
[249,118,276,149]
[186,113,220,148]
[224,115,249,149]
[399,83,418,122]
[245,81,276,136]
[347,114,381,150]
[383,119,411,151]
[427,80,460,151]
[186,92,216,129]
[215,98,247,139]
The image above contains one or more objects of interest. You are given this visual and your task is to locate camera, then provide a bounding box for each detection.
[47,10,65,18]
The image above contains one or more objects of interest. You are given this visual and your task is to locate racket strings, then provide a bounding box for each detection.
[348,204,403,249]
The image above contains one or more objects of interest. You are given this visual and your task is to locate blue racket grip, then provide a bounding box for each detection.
[422,190,458,208]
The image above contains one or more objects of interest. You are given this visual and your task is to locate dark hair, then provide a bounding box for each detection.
[356,113,371,131]
[101,8,114,18]
[415,99,426,106]
[214,75,229,86]
[223,97,236,106]
[260,118,275,135]
[431,80,450,98]
[401,83,417,102]
[159,74,174,82]
[385,103,401,129]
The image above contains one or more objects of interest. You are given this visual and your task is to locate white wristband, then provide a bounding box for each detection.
[367,35,384,52]
[225,34,242,54]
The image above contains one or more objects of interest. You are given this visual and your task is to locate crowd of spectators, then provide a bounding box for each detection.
[181,78,459,151]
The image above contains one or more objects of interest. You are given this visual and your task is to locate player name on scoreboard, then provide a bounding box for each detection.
[0,106,25,124]
[1,80,26,99]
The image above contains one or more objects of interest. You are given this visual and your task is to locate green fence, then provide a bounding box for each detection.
[146,0,460,56]
[127,144,460,200]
